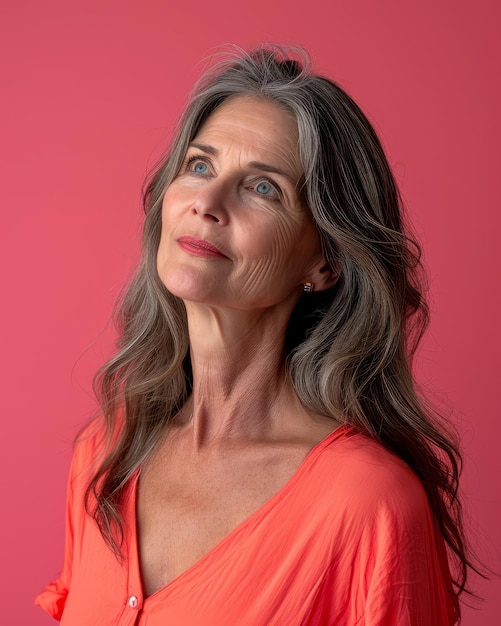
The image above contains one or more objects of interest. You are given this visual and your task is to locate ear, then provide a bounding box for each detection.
[304,260,339,292]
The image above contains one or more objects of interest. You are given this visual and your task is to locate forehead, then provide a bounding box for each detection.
[192,96,302,174]
[199,95,297,132]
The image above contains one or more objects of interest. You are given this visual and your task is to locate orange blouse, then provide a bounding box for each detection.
[36,424,459,625]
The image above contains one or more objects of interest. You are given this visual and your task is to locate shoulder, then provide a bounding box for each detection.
[308,428,449,583]
[315,427,431,524]
[311,429,459,625]
[69,416,116,489]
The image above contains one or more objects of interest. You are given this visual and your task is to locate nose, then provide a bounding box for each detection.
[190,179,229,225]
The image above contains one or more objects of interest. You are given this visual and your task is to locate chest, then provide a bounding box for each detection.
[136,442,308,597]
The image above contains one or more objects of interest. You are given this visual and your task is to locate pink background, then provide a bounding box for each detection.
[2,0,499,623]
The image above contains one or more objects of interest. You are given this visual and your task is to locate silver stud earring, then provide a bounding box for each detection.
[303,282,314,293]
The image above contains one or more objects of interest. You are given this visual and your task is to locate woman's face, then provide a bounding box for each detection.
[157,95,325,311]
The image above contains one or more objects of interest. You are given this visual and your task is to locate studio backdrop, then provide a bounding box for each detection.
[1,1,499,623]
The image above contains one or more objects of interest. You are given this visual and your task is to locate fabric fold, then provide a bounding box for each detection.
[35,579,68,620]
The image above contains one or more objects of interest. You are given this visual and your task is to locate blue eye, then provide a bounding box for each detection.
[255,181,275,195]
[192,160,208,174]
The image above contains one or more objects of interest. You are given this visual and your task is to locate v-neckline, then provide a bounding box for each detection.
[126,423,352,604]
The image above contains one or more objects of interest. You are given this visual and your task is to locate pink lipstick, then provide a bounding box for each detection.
[177,236,227,259]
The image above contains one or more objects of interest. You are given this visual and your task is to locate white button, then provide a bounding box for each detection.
[128,595,138,609]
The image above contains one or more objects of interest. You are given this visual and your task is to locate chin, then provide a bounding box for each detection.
[159,267,220,304]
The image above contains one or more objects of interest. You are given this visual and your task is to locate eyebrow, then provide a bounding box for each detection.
[188,142,297,184]
[190,142,218,155]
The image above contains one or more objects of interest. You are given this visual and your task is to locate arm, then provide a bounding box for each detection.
[35,421,104,621]
[358,480,459,625]
[34,449,77,620]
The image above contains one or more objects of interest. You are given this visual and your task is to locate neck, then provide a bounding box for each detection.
[179,300,308,446]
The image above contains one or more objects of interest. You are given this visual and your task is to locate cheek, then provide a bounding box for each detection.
[157,196,180,269]
[252,214,313,267]
[157,190,188,258]
[160,181,192,222]
[160,191,178,229]
[238,216,289,264]
[271,220,321,281]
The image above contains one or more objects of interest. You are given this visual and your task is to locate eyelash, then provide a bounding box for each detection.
[251,179,281,199]
[183,154,282,200]
[185,155,211,174]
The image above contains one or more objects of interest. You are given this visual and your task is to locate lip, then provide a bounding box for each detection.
[177,236,228,259]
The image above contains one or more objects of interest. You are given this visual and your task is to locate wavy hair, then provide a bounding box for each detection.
[86,44,479,609]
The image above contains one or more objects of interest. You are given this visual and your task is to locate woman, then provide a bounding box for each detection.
[36,45,471,624]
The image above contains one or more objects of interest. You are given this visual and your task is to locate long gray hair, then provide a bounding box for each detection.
[87,45,477,606]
